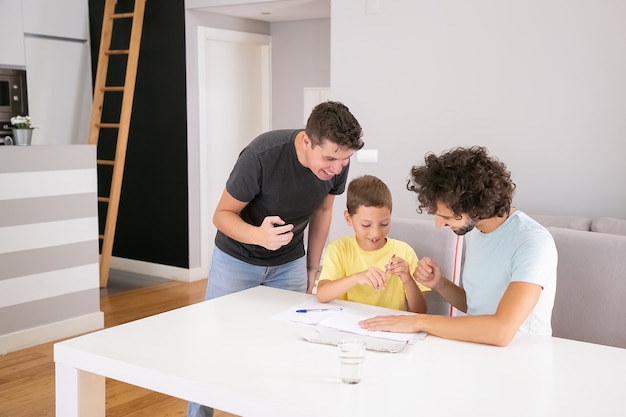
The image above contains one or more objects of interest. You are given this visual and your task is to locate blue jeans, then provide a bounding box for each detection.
[187,247,307,417]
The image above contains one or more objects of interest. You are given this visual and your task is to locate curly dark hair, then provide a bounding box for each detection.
[407,146,516,221]
[305,101,364,151]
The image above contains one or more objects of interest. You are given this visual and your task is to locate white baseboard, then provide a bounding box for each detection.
[0,311,104,355]
[109,256,207,282]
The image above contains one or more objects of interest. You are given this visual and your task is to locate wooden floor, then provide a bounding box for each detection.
[0,279,238,417]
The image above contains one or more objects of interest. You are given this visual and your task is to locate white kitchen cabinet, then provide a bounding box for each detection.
[18,0,92,145]
[0,0,26,67]
[24,36,92,145]
[21,0,89,40]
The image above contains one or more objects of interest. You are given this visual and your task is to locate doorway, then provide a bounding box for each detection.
[196,27,271,276]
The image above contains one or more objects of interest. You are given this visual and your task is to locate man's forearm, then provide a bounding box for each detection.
[306,217,330,271]
[213,210,259,245]
[435,278,468,313]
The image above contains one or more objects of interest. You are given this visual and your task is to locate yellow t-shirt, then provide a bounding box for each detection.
[318,236,430,311]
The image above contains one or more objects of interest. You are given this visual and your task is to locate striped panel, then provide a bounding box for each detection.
[0,145,96,173]
[0,241,98,281]
[0,217,99,254]
[0,288,100,334]
[0,169,97,200]
[0,263,99,308]
[0,193,97,227]
[0,311,104,355]
[0,145,101,349]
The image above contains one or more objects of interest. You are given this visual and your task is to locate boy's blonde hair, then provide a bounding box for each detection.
[346,175,393,215]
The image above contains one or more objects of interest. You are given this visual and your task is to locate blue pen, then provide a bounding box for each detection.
[296,307,343,313]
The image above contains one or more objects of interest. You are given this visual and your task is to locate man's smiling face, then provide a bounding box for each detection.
[305,137,354,181]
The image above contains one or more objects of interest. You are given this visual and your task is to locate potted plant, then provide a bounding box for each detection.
[10,115,36,146]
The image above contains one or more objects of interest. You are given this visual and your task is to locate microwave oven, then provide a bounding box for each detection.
[0,68,28,128]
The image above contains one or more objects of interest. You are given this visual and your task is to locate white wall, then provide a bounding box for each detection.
[270,18,331,129]
[189,2,626,278]
[329,0,626,241]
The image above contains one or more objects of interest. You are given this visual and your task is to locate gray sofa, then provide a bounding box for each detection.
[533,215,626,349]
[388,215,626,349]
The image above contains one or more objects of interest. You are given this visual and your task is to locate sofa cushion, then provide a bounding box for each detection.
[548,227,626,348]
[591,217,626,236]
[529,214,592,231]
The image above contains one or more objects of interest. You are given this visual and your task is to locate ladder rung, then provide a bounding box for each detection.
[105,49,129,55]
[98,197,110,203]
[96,123,120,129]
[102,86,125,92]
[112,12,135,19]
[98,234,104,240]
[97,159,115,166]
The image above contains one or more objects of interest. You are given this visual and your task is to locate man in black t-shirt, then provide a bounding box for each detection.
[187,101,363,417]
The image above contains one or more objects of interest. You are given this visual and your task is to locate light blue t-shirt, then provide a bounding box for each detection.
[462,210,558,335]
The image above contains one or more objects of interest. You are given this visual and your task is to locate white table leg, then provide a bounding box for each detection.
[55,363,105,417]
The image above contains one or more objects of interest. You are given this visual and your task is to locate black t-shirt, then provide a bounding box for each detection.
[215,129,349,266]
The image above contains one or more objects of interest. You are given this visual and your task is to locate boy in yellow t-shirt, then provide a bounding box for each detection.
[316,175,428,312]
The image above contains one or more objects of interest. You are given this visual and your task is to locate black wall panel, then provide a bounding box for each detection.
[89,0,189,268]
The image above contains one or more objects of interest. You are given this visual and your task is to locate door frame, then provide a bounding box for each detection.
[196,26,271,279]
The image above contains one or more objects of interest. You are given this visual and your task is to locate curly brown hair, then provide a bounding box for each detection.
[407,146,516,221]
[305,101,364,151]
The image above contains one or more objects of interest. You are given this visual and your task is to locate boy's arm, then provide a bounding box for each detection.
[387,256,427,313]
[316,276,359,302]
[403,278,427,313]
[316,268,388,302]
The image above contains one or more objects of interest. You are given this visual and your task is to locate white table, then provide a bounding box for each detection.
[55,285,626,417]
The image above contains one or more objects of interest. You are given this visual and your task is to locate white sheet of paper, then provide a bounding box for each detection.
[318,312,416,342]
[271,299,346,325]
[272,299,425,342]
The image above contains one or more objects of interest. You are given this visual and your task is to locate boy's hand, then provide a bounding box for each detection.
[357,267,387,290]
[385,255,412,284]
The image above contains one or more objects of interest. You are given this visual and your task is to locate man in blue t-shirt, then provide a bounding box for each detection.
[360,146,557,347]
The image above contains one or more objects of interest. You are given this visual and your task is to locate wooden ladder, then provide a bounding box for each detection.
[88,0,146,287]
